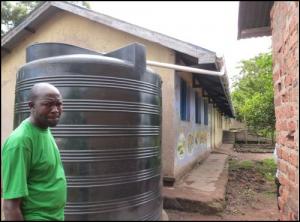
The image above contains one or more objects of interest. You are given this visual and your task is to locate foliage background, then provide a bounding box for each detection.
[1,1,90,36]
[231,52,275,140]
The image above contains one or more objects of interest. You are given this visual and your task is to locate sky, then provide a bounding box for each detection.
[88,1,272,89]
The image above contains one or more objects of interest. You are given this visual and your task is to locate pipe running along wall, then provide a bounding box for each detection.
[146,60,225,76]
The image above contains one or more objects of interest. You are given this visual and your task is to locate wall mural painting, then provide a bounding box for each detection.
[177,130,208,159]
[177,133,186,159]
[187,134,194,154]
[198,131,208,144]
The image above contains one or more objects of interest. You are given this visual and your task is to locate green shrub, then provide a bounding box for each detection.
[228,158,277,181]
[229,159,255,170]
[255,158,277,181]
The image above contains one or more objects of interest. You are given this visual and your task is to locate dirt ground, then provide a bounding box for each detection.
[165,150,280,221]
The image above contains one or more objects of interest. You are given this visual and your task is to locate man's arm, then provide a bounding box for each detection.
[3,198,24,221]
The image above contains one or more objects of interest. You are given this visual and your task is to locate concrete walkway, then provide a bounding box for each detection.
[163,144,233,214]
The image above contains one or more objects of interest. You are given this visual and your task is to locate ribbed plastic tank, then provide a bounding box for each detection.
[14,42,162,220]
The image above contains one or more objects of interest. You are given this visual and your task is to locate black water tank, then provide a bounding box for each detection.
[14,42,162,220]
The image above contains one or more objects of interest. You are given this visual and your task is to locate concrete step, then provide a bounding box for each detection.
[222,131,235,144]
[163,145,231,214]
[235,144,274,149]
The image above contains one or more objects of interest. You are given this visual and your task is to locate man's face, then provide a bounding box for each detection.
[31,92,63,128]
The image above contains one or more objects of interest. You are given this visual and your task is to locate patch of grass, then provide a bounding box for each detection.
[240,160,255,169]
[228,159,239,170]
[255,158,277,181]
[229,158,277,181]
[229,159,255,170]
[263,190,276,197]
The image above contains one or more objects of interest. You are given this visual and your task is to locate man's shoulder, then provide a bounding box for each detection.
[3,120,33,151]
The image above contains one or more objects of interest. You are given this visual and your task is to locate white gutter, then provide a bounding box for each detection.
[146,60,225,77]
[146,60,234,117]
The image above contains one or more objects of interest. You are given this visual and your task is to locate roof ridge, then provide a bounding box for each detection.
[2,1,216,63]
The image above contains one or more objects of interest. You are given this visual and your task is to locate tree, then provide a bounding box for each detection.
[1,1,90,36]
[231,52,275,141]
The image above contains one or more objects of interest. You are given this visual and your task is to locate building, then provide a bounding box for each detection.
[1,1,234,185]
[238,1,299,220]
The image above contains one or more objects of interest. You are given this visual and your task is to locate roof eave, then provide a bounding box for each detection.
[2,1,216,63]
[237,1,273,40]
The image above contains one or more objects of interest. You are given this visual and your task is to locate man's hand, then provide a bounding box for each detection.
[3,198,24,221]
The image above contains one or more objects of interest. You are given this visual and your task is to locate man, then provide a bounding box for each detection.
[2,83,67,220]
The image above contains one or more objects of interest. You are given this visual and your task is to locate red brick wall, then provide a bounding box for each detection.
[271,2,299,221]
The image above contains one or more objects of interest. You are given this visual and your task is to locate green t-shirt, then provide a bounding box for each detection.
[1,118,67,221]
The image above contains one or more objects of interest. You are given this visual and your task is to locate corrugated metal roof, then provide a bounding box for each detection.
[1,1,234,117]
[1,1,216,63]
[237,1,274,39]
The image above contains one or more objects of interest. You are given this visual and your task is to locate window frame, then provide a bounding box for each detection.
[180,78,190,121]
[204,98,208,125]
[195,92,202,124]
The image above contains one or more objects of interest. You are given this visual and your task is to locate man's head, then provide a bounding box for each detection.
[28,83,63,129]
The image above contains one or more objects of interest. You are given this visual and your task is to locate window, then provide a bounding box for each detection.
[204,99,208,125]
[195,92,201,124]
[180,78,190,121]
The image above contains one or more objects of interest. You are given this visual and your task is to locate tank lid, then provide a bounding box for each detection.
[26,42,102,62]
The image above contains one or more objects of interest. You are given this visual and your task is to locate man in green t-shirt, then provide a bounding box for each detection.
[2,83,67,221]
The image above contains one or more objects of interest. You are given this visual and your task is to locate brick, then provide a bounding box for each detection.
[285,75,293,86]
[277,132,286,144]
[286,54,296,69]
[289,44,298,61]
[288,211,298,221]
[287,120,297,132]
[286,140,296,149]
[287,105,295,118]
[283,26,290,43]
[292,78,299,90]
[286,130,295,141]
[288,88,293,101]
[288,165,296,182]
[289,151,298,167]
[292,68,299,81]
[281,187,289,201]
[279,185,283,196]
[280,213,288,221]
[279,106,287,118]
[281,148,290,161]
[274,95,281,106]
[273,62,280,73]
[275,106,282,118]
[279,160,288,174]
[277,145,283,158]
[287,189,299,216]
[276,120,288,131]
[288,1,297,12]
[275,41,283,53]
[273,71,280,82]
[273,64,281,81]
[277,81,283,92]
[288,181,297,193]
[288,16,298,38]
[278,196,285,210]
[276,143,282,152]
[292,88,298,102]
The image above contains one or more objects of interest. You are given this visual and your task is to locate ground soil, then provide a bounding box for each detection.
[165,149,280,221]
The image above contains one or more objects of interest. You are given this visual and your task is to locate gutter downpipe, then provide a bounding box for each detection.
[146,60,225,77]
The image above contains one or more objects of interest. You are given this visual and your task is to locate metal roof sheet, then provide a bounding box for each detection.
[237,1,274,39]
